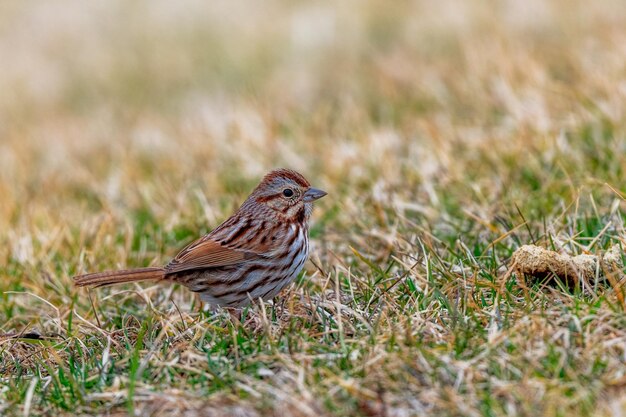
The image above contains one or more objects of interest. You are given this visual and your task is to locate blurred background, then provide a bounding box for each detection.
[1,0,626,269]
[3,2,626,415]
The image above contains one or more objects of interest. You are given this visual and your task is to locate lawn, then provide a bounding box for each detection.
[1,1,626,416]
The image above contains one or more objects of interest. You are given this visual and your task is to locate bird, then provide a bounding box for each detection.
[74,168,327,308]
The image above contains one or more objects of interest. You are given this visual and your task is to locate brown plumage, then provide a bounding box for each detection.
[74,169,327,308]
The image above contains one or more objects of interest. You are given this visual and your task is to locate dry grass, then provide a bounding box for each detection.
[2,0,626,415]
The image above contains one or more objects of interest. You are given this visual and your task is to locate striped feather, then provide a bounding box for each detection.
[74,168,324,309]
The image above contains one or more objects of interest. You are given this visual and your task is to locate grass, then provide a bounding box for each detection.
[2,0,626,415]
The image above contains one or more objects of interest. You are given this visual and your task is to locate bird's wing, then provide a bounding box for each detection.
[165,211,280,274]
[164,236,259,274]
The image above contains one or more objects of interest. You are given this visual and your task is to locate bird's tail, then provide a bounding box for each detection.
[74,267,165,288]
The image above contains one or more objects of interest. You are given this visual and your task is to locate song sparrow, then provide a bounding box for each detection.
[74,169,327,308]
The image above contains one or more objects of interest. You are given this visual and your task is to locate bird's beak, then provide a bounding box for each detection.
[303,187,327,202]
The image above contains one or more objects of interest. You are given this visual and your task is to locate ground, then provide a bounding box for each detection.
[1,0,626,416]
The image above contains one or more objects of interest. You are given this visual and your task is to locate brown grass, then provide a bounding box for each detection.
[2,0,626,416]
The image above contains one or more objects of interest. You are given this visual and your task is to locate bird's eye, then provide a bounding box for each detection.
[282,188,294,198]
